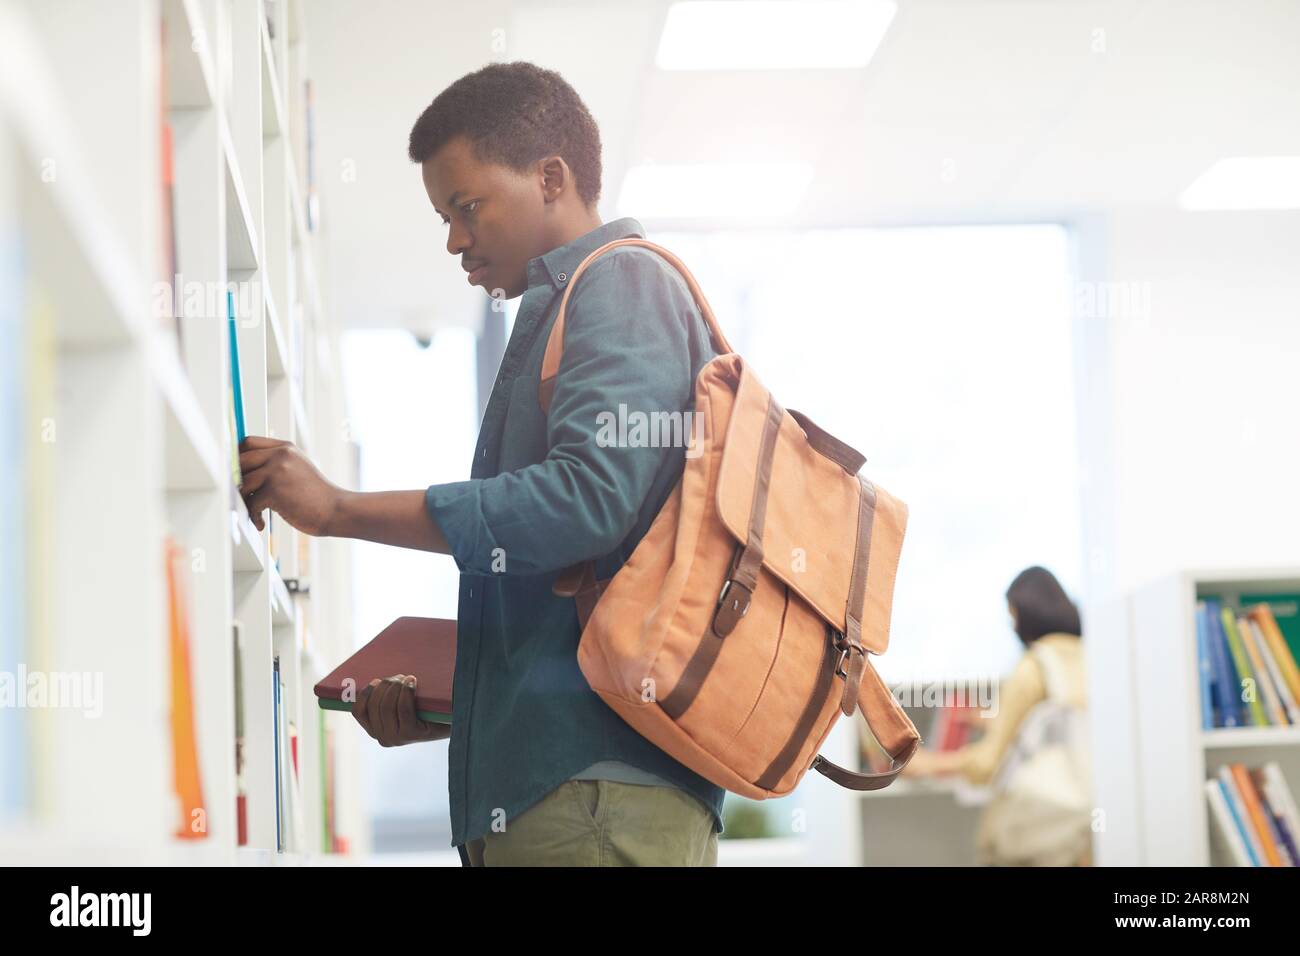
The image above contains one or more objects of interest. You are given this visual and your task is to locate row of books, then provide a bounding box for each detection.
[272,653,305,851]
[1196,599,1300,729]
[233,623,337,852]
[1206,761,1299,866]
[166,547,333,853]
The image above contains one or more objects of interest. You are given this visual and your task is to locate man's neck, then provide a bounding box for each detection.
[547,208,603,251]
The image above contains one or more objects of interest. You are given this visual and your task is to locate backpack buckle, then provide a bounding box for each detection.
[712,579,752,638]
[832,628,864,678]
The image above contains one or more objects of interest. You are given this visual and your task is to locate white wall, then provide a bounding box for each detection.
[1074,208,1300,864]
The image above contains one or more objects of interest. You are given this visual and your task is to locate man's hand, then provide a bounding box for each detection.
[353,674,452,746]
[238,436,342,535]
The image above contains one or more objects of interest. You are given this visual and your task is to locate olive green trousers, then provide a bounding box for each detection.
[460,779,718,866]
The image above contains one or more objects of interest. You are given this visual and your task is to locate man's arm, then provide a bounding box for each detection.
[239,248,698,572]
[238,437,451,552]
[424,248,697,576]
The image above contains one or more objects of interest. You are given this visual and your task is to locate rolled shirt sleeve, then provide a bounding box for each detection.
[425,248,697,577]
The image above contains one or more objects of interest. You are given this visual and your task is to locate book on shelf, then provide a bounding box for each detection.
[228,290,246,490]
[233,620,247,847]
[1197,598,1300,730]
[273,655,283,850]
[288,718,305,851]
[320,708,335,852]
[268,511,279,572]
[158,14,182,358]
[1205,760,1299,866]
[271,657,305,853]
[228,291,247,443]
[165,536,207,840]
[226,383,242,488]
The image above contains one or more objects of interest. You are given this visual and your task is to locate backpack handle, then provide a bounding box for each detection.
[811,656,921,790]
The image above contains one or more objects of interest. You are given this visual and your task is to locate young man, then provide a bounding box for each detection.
[238,61,726,866]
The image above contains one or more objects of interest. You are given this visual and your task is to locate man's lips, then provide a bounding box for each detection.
[464,262,489,285]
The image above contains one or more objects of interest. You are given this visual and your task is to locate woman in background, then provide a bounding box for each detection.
[903,566,1092,866]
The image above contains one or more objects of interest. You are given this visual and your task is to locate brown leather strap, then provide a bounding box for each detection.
[554,559,610,631]
[787,408,866,475]
[711,392,784,638]
[812,655,920,790]
[538,237,735,415]
[810,740,918,791]
[834,475,877,717]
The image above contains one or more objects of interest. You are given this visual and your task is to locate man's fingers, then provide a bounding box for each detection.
[245,485,273,530]
[351,680,378,736]
[362,678,395,745]
[238,465,271,500]
[374,677,404,744]
[238,445,283,474]
[239,435,290,451]
[396,676,426,740]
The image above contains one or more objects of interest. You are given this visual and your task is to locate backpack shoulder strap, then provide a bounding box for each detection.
[537,237,734,415]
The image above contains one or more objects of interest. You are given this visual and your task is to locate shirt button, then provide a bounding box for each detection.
[557,272,567,282]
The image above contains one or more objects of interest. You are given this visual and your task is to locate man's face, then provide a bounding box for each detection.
[421,134,545,301]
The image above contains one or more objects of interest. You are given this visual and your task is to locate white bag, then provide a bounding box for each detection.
[974,641,1093,866]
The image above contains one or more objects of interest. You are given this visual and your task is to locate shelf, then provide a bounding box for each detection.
[1,1,356,867]
[0,8,146,351]
[231,497,265,573]
[291,379,313,450]
[223,120,259,272]
[156,338,224,492]
[260,19,285,141]
[265,284,288,379]
[271,567,294,626]
[162,0,216,109]
[1203,726,1300,749]
[286,149,310,253]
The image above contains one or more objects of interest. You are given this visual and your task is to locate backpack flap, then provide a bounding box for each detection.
[712,359,909,661]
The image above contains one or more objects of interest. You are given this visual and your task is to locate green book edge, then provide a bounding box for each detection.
[316,696,452,724]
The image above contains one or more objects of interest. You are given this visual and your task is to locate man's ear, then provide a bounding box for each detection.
[539,154,570,202]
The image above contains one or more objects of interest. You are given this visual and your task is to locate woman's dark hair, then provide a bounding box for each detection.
[407,61,602,208]
[1006,566,1081,644]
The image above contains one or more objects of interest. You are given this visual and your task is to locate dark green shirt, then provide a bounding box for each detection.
[425,216,728,848]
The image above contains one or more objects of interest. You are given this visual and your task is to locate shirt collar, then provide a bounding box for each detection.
[525,216,646,292]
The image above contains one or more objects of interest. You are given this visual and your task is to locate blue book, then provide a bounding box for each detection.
[1217,777,1260,866]
[273,656,282,851]
[1205,599,1242,727]
[1195,602,1216,730]
[228,291,246,443]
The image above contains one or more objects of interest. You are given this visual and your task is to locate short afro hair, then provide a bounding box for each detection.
[408,61,602,208]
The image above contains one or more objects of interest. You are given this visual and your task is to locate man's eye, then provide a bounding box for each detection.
[462,200,479,215]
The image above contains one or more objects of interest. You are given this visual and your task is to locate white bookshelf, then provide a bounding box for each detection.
[0,0,363,864]
[1125,567,1300,866]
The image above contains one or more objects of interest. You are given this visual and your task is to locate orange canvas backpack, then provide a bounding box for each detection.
[538,237,920,799]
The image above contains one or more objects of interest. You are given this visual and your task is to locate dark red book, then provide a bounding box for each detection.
[314,617,455,723]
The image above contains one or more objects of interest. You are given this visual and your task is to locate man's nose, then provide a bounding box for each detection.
[446,219,472,256]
